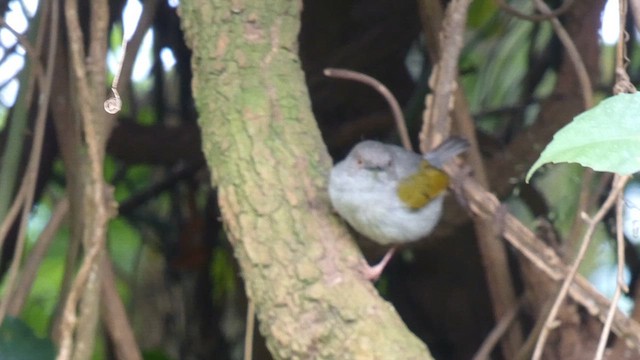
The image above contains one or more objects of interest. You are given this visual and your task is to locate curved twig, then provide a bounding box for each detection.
[323,68,412,151]
[533,0,593,109]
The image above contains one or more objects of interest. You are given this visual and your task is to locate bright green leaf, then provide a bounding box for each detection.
[526,93,640,182]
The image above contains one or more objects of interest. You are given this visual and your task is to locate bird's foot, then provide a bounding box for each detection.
[361,247,396,281]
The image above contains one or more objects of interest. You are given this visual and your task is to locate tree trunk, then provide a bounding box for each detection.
[179,0,432,358]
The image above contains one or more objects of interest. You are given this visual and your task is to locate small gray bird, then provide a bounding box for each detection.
[328,137,469,279]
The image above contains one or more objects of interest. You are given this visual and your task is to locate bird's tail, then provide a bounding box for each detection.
[424,137,469,168]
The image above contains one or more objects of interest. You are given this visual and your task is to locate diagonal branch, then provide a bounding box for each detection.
[445,163,640,354]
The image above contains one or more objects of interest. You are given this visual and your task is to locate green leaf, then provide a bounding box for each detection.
[0,317,56,360]
[526,93,640,182]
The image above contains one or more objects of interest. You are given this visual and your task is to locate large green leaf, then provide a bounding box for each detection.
[526,93,640,181]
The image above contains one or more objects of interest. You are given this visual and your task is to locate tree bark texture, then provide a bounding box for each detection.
[179,0,432,358]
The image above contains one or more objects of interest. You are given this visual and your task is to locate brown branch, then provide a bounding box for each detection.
[0,0,54,250]
[594,176,629,359]
[533,0,593,109]
[445,163,640,353]
[0,0,57,325]
[472,300,523,360]
[104,0,160,115]
[418,0,471,152]
[56,0,94,354]
[418,1,523,357]
[323,68,412,151]
[57,0,115,357]
[614,0,637,94]
[100,256,142,360]
[7,197,69,316]
[531,175,629,360]
[594,3,637,357]
[631,0,640,33]
[118,0,160,88]
[0,16,44,82]
[0,182,26,250]
[62,0,91,122]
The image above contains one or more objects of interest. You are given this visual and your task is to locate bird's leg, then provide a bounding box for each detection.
[362,247,396,281]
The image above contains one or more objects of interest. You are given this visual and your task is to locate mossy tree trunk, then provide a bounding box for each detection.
[179,0,432,358]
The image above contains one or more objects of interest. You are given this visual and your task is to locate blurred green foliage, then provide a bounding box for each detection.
[0,317,56,360]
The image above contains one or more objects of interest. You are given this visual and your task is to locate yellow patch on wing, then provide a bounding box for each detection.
[396,161,449,210]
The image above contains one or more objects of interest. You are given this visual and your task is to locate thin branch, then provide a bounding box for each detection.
[0,183,26,250]
[8,197,69,316]
[0,0,58,325]
[106,0,159,118]
[630,0,640,33]
[118,0,159,87]
[62,0,91,123]
[418,1,523,357]
[594,175,631,360]
[57,0,114,357]
[533,0,593,109]
[418,0,472,152]
[472,300,523,360]
[593,2,636,357]
[100,256,142,360]
[0,16,44,81]
[531,175,628,360]
[323,68,412,151]
[444,163,640,352]
[104,41,125,114]
[614,0,637,94]
[0,0,50,226]
[496,0,576,22]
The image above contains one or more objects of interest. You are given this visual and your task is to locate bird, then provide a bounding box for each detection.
[328,137,469,280]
